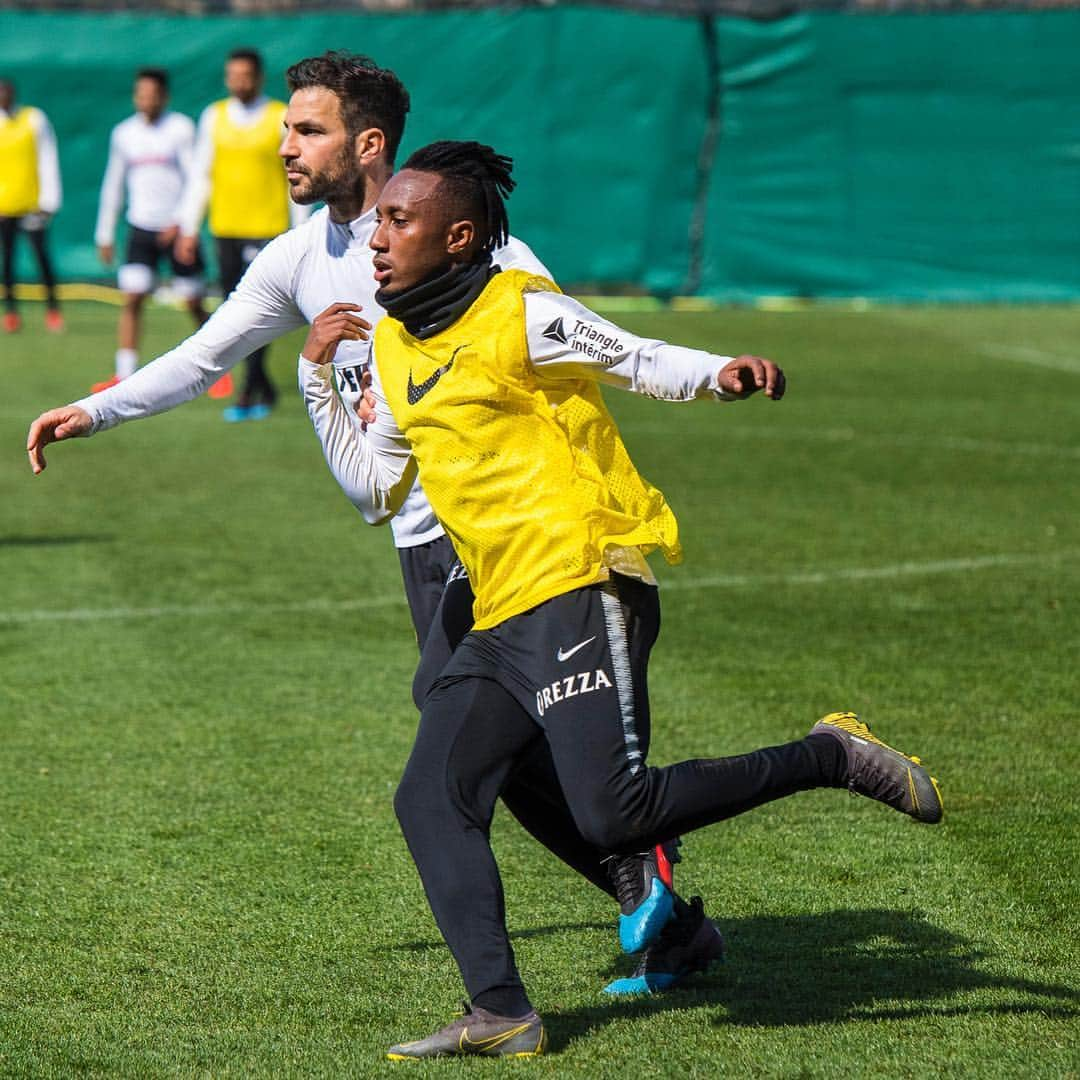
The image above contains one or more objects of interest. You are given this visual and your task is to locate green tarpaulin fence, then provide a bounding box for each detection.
[1,8,1077,300]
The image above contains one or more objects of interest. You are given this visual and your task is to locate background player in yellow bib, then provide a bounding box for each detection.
[176,48,309,419]
[0,77,63,334]
[300,140,944,1059]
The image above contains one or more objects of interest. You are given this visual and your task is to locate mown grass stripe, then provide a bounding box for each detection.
[3,550,1075,625]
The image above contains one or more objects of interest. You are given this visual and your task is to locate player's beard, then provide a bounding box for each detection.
[289,143,362,207]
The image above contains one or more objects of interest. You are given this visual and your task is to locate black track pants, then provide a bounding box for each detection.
[1,216,57,310]
[399,536,615,896]
[394,573,835,1002]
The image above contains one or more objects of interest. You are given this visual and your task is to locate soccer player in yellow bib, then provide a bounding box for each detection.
[0,77,63,334]
[176,48,309,419]
[300,140,944,1059]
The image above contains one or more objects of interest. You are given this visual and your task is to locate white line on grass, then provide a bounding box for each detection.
[2,549,1075,625]
[0,593,408,625]
[977,343,1080,375]
[620,422,1080,460]
[660,549,1078,592]
[801,428,1080,460]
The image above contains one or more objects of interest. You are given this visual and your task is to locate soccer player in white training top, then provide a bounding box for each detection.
[27,52,715,997]
[93,67,209,393]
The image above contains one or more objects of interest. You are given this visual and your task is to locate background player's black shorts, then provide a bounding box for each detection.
[125,226,204,279]
[215,236,270,296]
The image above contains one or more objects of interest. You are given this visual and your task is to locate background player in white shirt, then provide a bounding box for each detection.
[27,53,714,992]
[93,68,209,392]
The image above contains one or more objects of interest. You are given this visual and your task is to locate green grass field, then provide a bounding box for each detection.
[2,300,1078,1077]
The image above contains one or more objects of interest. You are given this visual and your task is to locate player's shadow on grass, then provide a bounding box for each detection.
[550,907,1079,1053]
[0,533,115,547]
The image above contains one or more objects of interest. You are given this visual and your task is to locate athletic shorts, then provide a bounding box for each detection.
[215,236,271,297]
[1,212,50,233]
[120,226,204,297]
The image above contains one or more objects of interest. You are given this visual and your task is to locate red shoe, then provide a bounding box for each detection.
[91,374,122,394]
[3,312,21,333]
[208,372,234,399]
[44,310,65,333]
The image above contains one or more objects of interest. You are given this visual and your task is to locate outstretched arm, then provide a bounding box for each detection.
[524,291,785,402]
[26,232,306,472]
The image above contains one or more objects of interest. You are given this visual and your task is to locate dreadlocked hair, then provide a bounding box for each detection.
[401,140,514,254]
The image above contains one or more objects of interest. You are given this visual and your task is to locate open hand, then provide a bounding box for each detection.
[26,405,93,475]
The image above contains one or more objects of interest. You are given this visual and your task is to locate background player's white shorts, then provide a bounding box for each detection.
[118,226,205,298]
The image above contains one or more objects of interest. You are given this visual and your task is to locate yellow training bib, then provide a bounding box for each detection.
[376,270,681,630]
[0,108,42,217]
[208,99,289,239]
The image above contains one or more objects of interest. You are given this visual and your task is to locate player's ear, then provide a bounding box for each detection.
[355,127,386,165]
[447,219,475,256]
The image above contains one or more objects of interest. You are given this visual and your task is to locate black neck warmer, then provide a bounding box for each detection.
[376,256,495,340]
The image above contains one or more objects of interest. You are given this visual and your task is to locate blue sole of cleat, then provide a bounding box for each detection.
[618,879,674,954]
[223,404,272,423]
[603,971,679,996]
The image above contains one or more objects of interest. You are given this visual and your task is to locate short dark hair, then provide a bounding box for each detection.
[286,51,411,165]
[401,140,514,254]
[135,67,169,91]
[228,48,263,74]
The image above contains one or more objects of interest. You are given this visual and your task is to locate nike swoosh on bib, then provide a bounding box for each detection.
[557,636,597,662]
[407,345,465,405]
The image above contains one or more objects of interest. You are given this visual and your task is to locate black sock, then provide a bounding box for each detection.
[806,732,848,786]
[671,892,693,920]
[472,986,533,1018]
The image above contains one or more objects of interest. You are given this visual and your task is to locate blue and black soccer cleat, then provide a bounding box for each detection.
[607,839,681,954]
[603,895,724,996]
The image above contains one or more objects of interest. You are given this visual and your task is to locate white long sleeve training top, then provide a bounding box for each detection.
[298,288,737,532]
[95,111,196,245]
[70,204,550,548]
